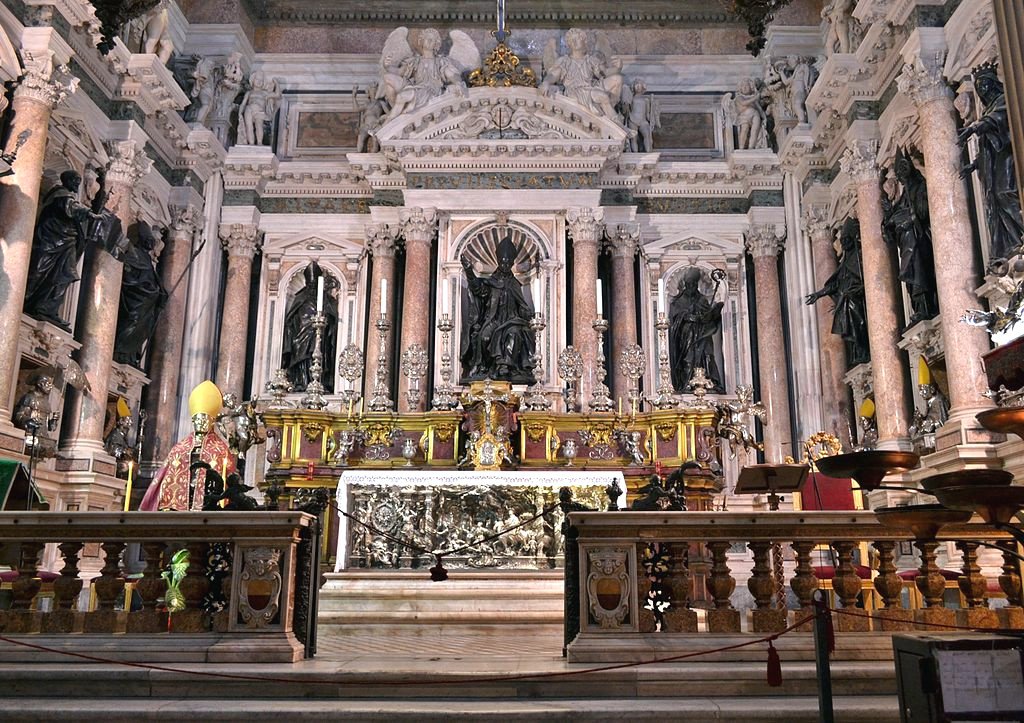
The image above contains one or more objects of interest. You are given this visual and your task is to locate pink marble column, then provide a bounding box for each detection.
[898,58,995,446]
[803,207,853,450]
[566,208,604,409]
[215,224,260,399]
[840,139,912,449]
[60,140,149,461]
[744,226,794,463]
[607,224,640,401]
[142,202,201,465]
[0,54,76,437]
[363,223,396,403]
[397,207,436,412]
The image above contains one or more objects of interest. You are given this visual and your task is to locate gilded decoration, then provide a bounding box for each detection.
[468,40,537,88]
[433,422,456,442]
[655,423,677,442]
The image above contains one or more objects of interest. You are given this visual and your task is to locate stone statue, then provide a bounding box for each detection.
[459,237,536,384]
[378,27,480,121]
[104,413,135,473]
[23,170,104,331]
[722,78,768,150]
[822,0,855,56]
[959,62,1024,268]
[621,79,660,153]
[141,0,173,64]
[909,383,949,439]
[805,217,870,366]
[540,28,624,120]
[783,56,813,125]
[763,60,794,145]
[114,221,168,367]
[12,372,58,435]
[281,261,338,392]
[237,71,282,146]
[190,56,216,125]
[882,149,939,324]
[211,52,244,145]
[668,267,724,393]
[353,84,387,153]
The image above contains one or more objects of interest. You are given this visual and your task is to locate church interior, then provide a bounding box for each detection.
[2,0,1024,719]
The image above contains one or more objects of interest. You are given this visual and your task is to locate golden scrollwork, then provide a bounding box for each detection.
[434,422,456,442]
[467,41,537,88]
[525,423,548,443]
[655,423,677,442]
[363,421,398,448]
[785,431,842,466]
[302,421,325,443]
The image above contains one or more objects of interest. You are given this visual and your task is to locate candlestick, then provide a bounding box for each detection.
[649,312,677,409]
[590,316,613,412]
[596,279,603,316]
[557,346,584,413]
[381,277,388,317]
[431,311,459,410]
[124,461,134,512]
[619,343,647,415]
[316,275,324,313]
[402,343,429,411]
[300,310,329,410]
[524,311,552,411]
[337,343,364,406]
[658,278,666,314]
[368,314,394,412]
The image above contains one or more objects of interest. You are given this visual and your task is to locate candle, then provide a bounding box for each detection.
[631,398,637,417]
[497,0,505,34]
[596,279,603,316]
[532,276,540,310]
[359,398,364,416]
[618,397,622,416]
[316,275,324,313]
[380,278,388,317]
[347,399,353,420]
[124,461,134,512]
[658,279,666,314]
[222,457,228,482]
[442,278,450,311]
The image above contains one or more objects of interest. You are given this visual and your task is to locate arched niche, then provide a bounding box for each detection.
[661,261,728,394]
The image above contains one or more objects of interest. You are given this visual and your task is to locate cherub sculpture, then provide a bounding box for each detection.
[621,79,660,153]
[722,78,768,150]
[540,28,624,121]
[378,27,480,122]
[713,384,766,459]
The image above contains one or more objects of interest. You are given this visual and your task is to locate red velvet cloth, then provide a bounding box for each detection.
[0,570,59,583]
[802,472,856,511]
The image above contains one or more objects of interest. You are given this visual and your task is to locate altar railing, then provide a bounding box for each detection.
[564,510,1022,656]
[0,512,314,663]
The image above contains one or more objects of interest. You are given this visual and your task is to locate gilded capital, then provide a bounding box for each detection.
[744,224,785,258]
[606,223,640,258]
[14,49,78,109]
[896,56,952,108]
[566,207,604,247]
[399,207,437,246]
[840,139,880,182]
[219,223,261,259]
[366,223,396,258]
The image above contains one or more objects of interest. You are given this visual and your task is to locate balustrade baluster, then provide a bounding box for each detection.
[956,541,997,629]
[171,542,211,633]
[871,541,913,631]
[913,538,954,628]
[705,541,740,632]
[789,541,818,630]
[998,541,1024,628]
[84,541,126,633]
[0,541,44,634]
[748,541,785,632]
[666,542,697,633]
[127,542,169,634]
[42,541,84,634]
[831,541,869,632]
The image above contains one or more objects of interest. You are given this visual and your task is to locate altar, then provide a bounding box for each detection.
[334,470,625,571]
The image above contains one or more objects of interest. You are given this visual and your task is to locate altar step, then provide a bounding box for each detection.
[317,569,565,637]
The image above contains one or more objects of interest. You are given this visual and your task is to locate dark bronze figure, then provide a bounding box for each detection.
[281,261,338,392]
[113,221,168,367]
[959,62,1024,268]
[806,217,870,367]
[668,267,724,393]
[882,149,939,324]
[460,236,536,383]
[23,170,103,331]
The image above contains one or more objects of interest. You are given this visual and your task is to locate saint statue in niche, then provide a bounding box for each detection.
[281,261,338,393]
[806,216,870,367]
[460,235,536,384]
[668,267,724,393]
[882,149,939,324]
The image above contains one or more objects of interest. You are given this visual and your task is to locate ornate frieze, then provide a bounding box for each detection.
[405,172,598,190]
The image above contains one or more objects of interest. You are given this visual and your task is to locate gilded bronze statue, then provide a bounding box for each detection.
[806,217,870,367]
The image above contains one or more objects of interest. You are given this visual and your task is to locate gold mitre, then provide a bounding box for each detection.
[917,357,931,386]
[188,380,223,418]
[859,398,875,418]
[116,397,131,418]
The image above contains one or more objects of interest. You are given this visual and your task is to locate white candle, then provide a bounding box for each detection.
[532,277,541,310]
[316,275,325,313]
[442,278,450,311]
[658,279,666,314]
[380,278,388,317]
[596,279,603,316]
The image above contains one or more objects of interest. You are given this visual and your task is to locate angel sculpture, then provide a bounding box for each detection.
[621,79,660,153]
[722,78,768,150]
[377,27,480,122]
[353,84,387,153]
[540,28,624,121]
[713,384,766,459]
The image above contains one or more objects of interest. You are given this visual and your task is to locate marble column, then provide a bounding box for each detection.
[363,223,396,403]
[0,52,77,433]
[993,0,1024,208]
[840,140,912,450]
[60,140,149,461]
[566,208,604,409]
[215,224,260,400]
[744,226,794,464]
[607,224,640,401]
[398,207,436,412]
[803,207,853,449]
[142,201,202,466]
[898,58,995,445]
